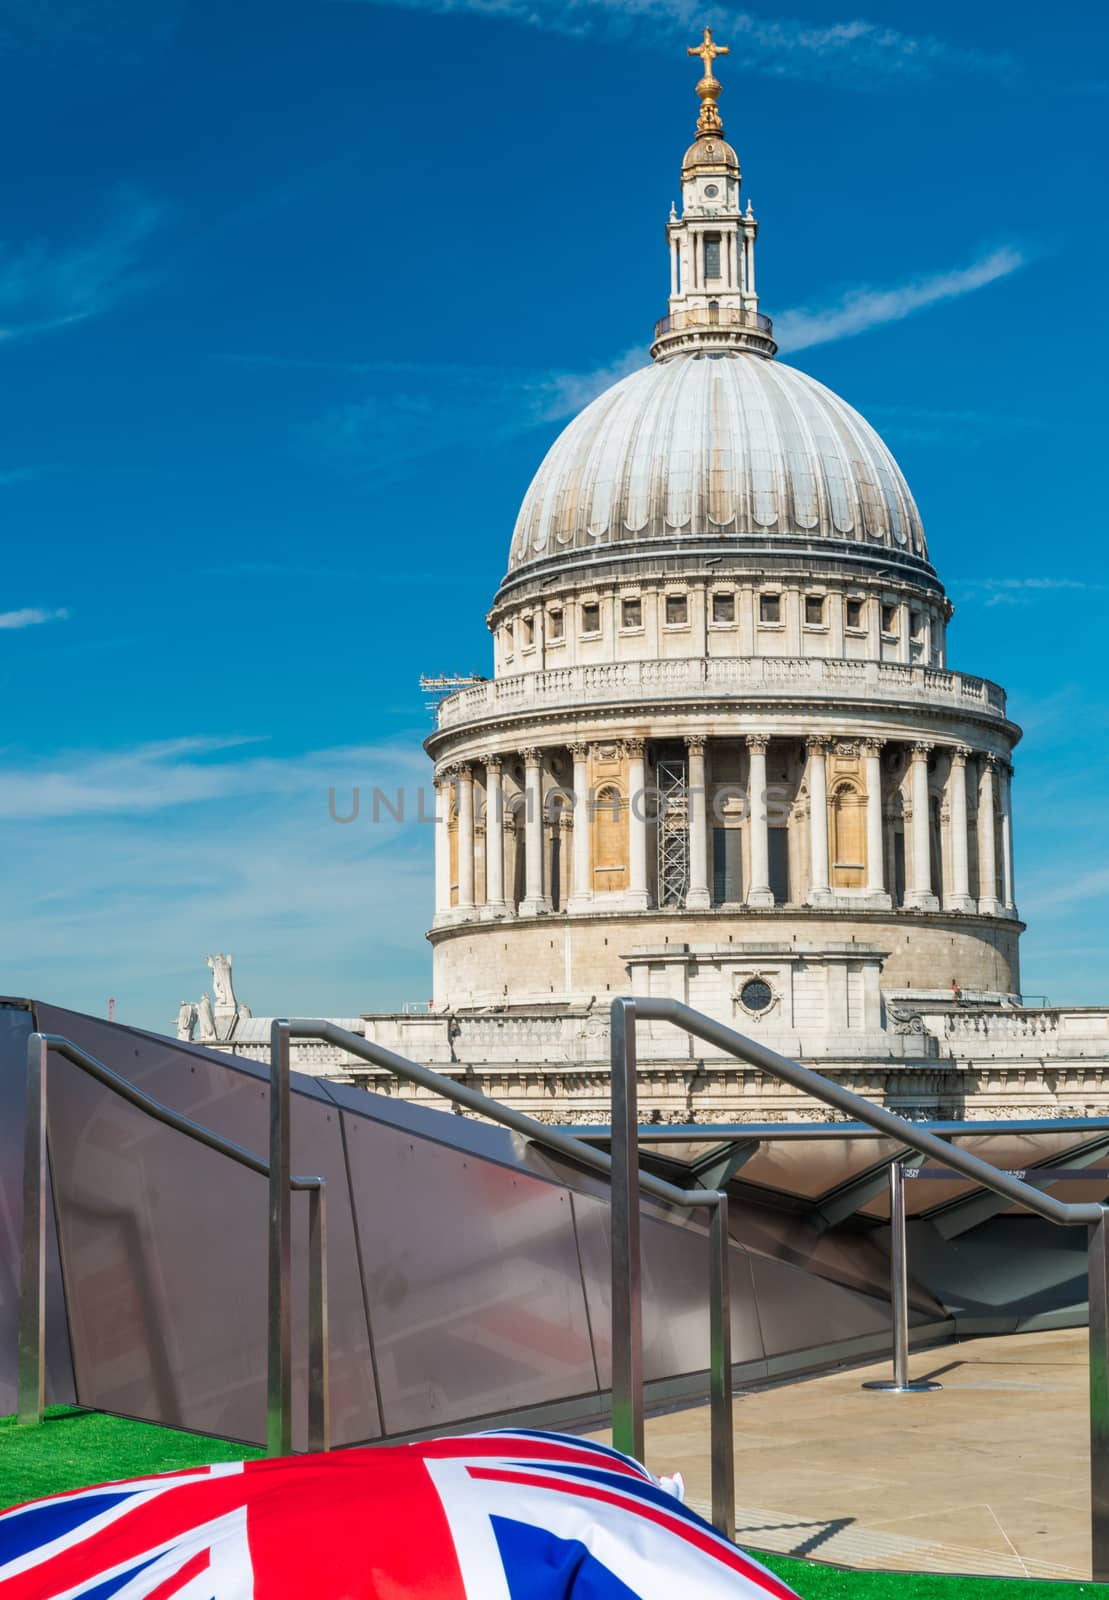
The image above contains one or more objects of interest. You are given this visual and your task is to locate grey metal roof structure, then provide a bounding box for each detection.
[0,997,1102,1451]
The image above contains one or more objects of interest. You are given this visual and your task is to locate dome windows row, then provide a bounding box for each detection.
[492,582,948,675]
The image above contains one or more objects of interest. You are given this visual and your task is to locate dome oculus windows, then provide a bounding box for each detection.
[739,978,774,1014]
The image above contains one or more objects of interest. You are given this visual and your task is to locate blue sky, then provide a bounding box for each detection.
[0,0,1105,1028]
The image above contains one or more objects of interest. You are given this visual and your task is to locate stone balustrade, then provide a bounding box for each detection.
[932,1007,1109,1060]
[436,657,1007,732]
[946,1010,1059,1040]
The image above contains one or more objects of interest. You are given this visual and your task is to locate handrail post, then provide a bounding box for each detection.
[610,998,644,1464]
[268,1020,293,1456]
[708,1194,734,1538]
[863,1159,940,1395]
[1089,1206,1109,1581]
[308,1183,330,1453]
[17,1033,48,1426]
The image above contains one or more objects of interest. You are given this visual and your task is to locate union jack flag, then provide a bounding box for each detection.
[0,1428,801,1599]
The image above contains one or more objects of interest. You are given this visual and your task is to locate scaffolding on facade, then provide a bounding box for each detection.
[656,757,690,907]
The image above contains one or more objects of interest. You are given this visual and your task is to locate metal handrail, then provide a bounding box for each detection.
[17,1031,330,1454]
[282,1018,735,1535]
[610,996,1109,1579]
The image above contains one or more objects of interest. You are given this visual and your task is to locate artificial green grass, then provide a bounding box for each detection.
[0,1406,261,1510]
[756,1552,1103,1600]
[0,1411,1102,1596]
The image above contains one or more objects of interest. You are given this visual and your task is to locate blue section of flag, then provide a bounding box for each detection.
[72,1551,163,1600]
[0,1491,135,1568]
[492,1514,642,1599]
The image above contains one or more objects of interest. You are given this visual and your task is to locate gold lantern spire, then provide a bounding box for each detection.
[687,28,729,137]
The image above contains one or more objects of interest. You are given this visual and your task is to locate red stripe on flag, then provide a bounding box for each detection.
[411,1435,648,1480]
[248,1453,468,1600]
[144,1548,210,1599]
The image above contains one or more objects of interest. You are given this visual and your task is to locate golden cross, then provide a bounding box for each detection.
[688,28,729,78]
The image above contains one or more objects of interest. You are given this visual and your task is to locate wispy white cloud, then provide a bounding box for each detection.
[538,348,646,419]
[0,188,164,340]
[1020,866,1109,915]
[0,605,69,631]
[0,734,436,1025]
[958,577,1109,609]
[335,0,1010,83]
[774,246,1027,353]
[0,734,428,821]
[298,346,647,469]
[237,253,1028,470]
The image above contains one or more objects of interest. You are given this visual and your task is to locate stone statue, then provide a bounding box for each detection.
[206,953,237,1013]
[196,991,217,1042]
[173,956,251,1045]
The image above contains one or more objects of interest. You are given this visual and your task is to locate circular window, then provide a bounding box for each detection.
[704,184,719,198]
[740,979,773,1013]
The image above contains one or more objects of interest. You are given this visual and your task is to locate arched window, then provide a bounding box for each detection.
[592,785,627,893]
[830,780,866,889]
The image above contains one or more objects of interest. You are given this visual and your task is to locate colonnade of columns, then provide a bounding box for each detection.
[433,735,1016,923]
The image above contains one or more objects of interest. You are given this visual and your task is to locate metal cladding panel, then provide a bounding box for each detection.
[748,1251,893,1355]
[908,1217,1089,1319]
[572,1191,764,1388]
[861,1132,1102,1218]
[33,1005,378,1448]
[0,1004,75,1414]
[341,1110,598,1436]
[729,1201,943,1318]
[738,1137,904,1200]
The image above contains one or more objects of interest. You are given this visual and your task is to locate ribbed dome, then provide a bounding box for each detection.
[508,352,927,572]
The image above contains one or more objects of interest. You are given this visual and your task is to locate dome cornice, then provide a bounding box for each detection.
[492,537,941,611]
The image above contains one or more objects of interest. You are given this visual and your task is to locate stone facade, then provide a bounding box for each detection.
[194,39,1109,1124]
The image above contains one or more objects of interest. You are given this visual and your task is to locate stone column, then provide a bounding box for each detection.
[520,747,549,916]
[745,735,774,907]
[905,742,938,910]
[863,738,888,901]
[433,771,452,917]
[977,755,1001,915]
[625,738,649,909]
[483,756,506,914]
[568,742,592,912]
[456,765,475,910]
[806,738,832,904]
[1000,761,1016,914]
[946,746,974,912]
[669,236,679,296]
[685,736,710,910]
